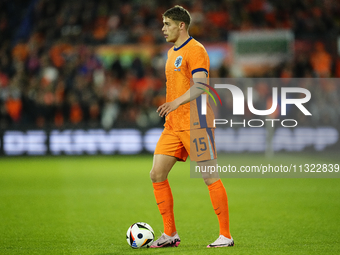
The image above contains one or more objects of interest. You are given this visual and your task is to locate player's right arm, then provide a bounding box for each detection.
[157,71,207,117]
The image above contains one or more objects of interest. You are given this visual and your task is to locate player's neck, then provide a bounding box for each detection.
[174,33,190,48]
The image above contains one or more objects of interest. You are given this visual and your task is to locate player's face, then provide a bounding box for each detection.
[162,17,180,43]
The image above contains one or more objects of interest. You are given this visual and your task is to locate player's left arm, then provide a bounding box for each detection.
[157,71,207,117]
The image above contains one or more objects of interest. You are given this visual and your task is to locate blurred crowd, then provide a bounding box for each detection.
[0,0,340,129]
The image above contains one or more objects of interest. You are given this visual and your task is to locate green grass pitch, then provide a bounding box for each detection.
[0,153,339,254]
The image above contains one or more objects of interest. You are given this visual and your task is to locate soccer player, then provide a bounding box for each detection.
[149,6,234,248]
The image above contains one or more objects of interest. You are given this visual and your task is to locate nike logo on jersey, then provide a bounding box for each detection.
[197,152,204,157]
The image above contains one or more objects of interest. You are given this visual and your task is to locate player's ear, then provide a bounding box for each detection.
[179,21,186,30]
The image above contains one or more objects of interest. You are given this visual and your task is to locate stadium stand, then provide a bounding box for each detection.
[0,0,339,129]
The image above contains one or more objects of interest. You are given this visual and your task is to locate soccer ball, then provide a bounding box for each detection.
[126,222,154,248]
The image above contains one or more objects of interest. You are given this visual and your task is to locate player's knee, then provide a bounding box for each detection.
[150,168,159,183]
[203,177,219,186]
[150,167,166,183]
[203,178,210,186]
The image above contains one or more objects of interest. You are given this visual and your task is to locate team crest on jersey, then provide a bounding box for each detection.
[174,56,183,68]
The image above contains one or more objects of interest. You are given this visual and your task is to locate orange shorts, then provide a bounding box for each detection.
[154,128,217,162]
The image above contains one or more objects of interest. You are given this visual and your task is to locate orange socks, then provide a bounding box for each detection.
[208,179,231,239]
[153,179,230,238]
[152,179,176,236]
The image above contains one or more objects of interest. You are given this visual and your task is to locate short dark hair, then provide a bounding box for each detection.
[163,5,191,30]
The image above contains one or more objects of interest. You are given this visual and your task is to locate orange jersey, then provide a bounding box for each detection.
[164,37,215,131]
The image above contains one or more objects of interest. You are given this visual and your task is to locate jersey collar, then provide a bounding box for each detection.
[174,36,193,51]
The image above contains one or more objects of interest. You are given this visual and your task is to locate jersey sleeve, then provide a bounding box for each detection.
[188,45,210,77]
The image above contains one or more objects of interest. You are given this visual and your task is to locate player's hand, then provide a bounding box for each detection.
[156,100,180,117]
